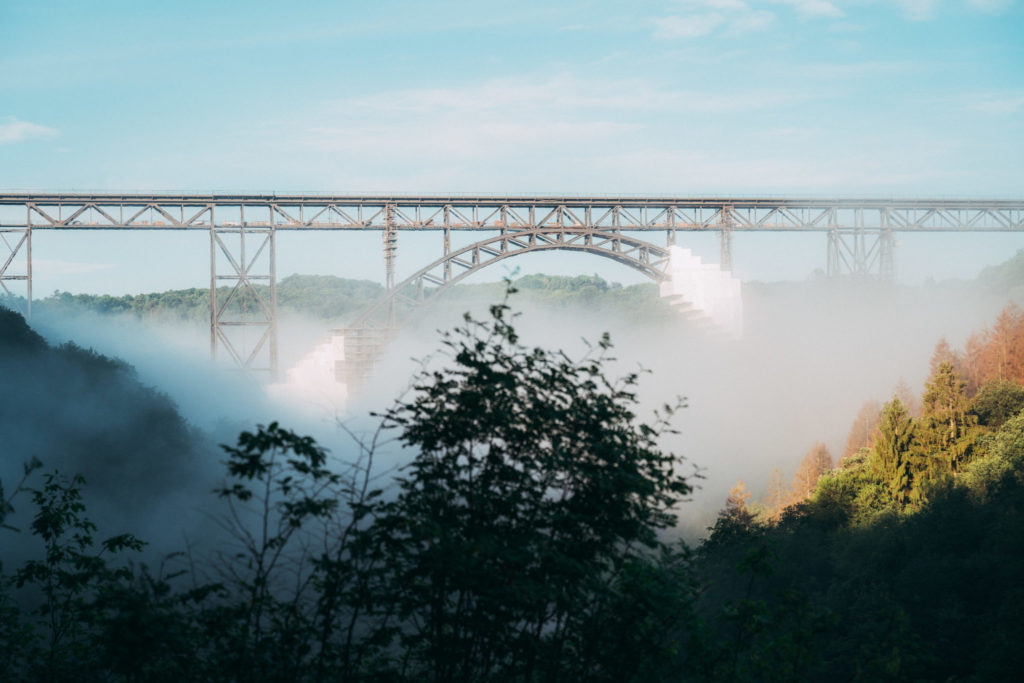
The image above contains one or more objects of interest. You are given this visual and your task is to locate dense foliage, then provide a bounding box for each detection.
[0,296,697,681]
[0,307,206,513]
[6,283,1024,680]
[697,304,1024,680]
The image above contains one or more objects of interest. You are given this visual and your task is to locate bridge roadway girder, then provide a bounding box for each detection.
[2,194,1023,232]
[3,193,1023,376]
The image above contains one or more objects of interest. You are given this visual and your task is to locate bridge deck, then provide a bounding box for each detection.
[1,194,1022,231]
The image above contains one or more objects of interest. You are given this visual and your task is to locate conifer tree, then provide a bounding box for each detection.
[919,361,977,473]
[929,337,957,378]
[870,398,915,504]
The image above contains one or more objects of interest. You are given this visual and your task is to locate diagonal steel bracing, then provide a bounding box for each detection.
[210,215,278,376]
[2,193,1023,375]
[0,227,30,314]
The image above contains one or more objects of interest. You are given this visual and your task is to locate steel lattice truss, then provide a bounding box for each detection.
[2,193,1022,377]
[210,226,277,373]
[1,194,1023,232]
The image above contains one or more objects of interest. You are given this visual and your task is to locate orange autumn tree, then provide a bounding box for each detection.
[791,442,833,502]
[725,479,752,515]
[843,400,882,462]
[977,304,1024,386]
[764,467,789,520]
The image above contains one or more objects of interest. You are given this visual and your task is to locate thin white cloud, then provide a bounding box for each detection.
[676,0,750,9]
[729,9,777,32]
[274,75,817,179]
[592,147,962,193]
[966,0,1013,12]
[653,13,726,38]
[334,76,810,117]
[896,0,938,21]
[968,95,1024,114]
[0,117,58,145]
[893,0,1014,20]
[775,0,845,18]
[794,59,924,79]
[655,0,846,40]
[304,120,639,158]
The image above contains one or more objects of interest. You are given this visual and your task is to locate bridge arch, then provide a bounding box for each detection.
[334,228,674,385]
[347,227,672,329]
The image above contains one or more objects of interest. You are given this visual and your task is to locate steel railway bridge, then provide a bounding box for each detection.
[2,193,1023,378]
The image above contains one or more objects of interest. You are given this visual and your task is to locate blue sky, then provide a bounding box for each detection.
[1,0,1023,293]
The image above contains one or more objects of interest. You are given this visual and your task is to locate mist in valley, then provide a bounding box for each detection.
[360,272,1015,537]
[2,258,1018,550]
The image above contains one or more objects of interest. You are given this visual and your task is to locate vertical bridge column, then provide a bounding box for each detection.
[0,205,31,316]
[666,205,677,247]
[720,204,734,272]
[826,208,895,282]
[383,202,398,327]
[443,204,451,282]
[209,204,278,376]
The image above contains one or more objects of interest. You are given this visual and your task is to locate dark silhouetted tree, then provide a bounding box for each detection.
[361,296,694,682]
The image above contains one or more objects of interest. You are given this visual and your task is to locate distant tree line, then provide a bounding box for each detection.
[15,272,674,326]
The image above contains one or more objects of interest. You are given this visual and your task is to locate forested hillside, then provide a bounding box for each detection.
[4,256,1024,680]
[31,274,386,323]
[697,303,1024,679]
[25,272,675,324]
[0,307,212,533]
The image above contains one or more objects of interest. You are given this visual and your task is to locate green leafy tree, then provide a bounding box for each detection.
[362,294,694,682]
[970,378,1024,428]
[13,471,144,680]
[212,422,342,681]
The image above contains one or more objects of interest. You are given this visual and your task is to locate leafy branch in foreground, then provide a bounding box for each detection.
[361,294,695,681]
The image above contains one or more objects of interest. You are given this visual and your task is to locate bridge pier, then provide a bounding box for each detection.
[719,205,734,272]
[0,206,32,317]
[383,202,398,326]
[827,228,894,281]
[209,209,278,376]
[443,205,452,282]
[720,228,733,272]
